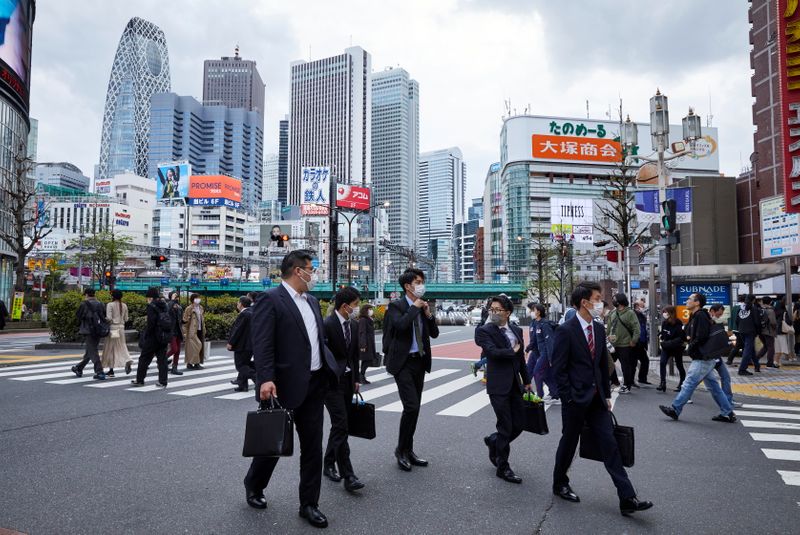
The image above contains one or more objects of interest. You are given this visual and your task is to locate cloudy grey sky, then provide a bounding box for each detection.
[30,1,752,201]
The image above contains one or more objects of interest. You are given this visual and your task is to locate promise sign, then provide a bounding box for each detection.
[778,0,800,211]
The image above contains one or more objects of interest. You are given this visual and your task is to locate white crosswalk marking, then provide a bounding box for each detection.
[379,374,481,412]
[740,420,800,430]
[777,470,800,486]
[359,368,458,403]
[0,363,75,378]
[170,379,242,397]
[436,389,491,417]
[749,433,800,444]
[734,410,800,421]
[742,404,800,413]
[214,369,394,400]
[132,369,237,392]
[762,449,800,462]
[86,360,232,388]
[0,361,77,375]
[738,403,800,489]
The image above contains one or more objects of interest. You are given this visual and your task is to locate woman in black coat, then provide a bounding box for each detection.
[658,306,686,392]
[358,303,378,384]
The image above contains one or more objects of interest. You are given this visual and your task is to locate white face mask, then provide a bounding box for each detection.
[367,309,374,317]
[712,316,725,324]
[587,301,604,318]
[529,310,536,319]
[193,299,201,305]
[299,268,317,291]
[662,313,669,320]
[412,283,426,298]
[349,306,360,319]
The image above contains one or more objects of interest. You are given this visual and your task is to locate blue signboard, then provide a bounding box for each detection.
[190,278,200,286]
[665,187,693,223]
[311,258,320,269]
[219,278,230,286]
[160,277,170,285]
[261,279,272,288]
[675,283,731,306]
[630,280,641,289]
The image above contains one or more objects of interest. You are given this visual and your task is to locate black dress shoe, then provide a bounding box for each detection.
[483,436,497,467]
[620,496,653,516]
[496,467,522,484]
[233,385,248,392]
[323,465,342,482]
[170,367,183,375]
[195,364,205,370]
[299,505,328,528]
[738,370,753,376]
[395,451,412,472]
[71,366,82,378]
[712,413,737,423]
[659,405,679,420]
[343,476,365,492]
[407,451,428,467]
[230,380,239,385]
[124,361,132,375]
[245,486,267,509]
[553,484,580,502]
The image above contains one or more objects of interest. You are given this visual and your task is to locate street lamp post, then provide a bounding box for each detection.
[322,201,390,287]
[77,224,85,292]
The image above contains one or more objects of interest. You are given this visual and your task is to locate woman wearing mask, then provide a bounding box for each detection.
[182,293,206,370]
[772,297,793,369]
[657,306,685,392]
[101,289,131,377]
[358,303,378,384]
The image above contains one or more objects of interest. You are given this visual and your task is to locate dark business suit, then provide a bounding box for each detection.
[323,311,360,478]
[246,283,339,508]
[384,296,440,454]
[229,307,255,388]
[475,322,530,471]
[551,315,635,499]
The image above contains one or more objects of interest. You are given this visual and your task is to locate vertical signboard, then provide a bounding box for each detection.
[156,162,191,202]
[549,197,594,243]
[778,0,800,211]
[300,166,331,216]
[760,195,800,259]
[10,291,23,320]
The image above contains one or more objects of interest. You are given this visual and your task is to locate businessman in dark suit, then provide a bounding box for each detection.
[322,286,365,493]
[245,250,339,529]
[475,295,532,484]
[383,268,440,471]
[550,281,653,517]
[228,295,254,392]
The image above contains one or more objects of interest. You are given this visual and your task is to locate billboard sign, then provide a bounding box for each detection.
[550,197,594,244]
[778,0,800,211]
[760,195,800,259]
[94,179,112,195]
[635,189,660,224]
[665,187,693,223]
[157,162,191,202]
[0,0,32,114]
[261,224,292,248]
[336,184,371,211]
[188,175,242,209]
[300,166,330,216]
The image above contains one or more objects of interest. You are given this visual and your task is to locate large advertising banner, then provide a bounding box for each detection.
[0,0,32,114]
[188,175,242,208]
[300,166,330,216]
[157,162,191,202]
[675,283,731,324]
[336,184,371,210]
[777,0,800,212]
[550,197,594,244]
[10,291,23,320]
[760,195,800,259]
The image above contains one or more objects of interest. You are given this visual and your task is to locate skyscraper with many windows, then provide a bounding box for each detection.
[202,47,265,124]
[277,116,289,204]
[98,17,171,180]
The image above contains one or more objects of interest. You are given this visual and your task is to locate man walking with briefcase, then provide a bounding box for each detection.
[244,251,339,529]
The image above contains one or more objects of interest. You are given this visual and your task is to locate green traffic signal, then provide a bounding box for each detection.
[661,199,677,233]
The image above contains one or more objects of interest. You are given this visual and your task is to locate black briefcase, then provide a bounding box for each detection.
[347,393,376,440]
[579,411,634,468]
[522,394,549,435]
[242,398,294,457]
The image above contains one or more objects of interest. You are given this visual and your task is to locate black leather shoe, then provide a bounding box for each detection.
[620,496,653,516]
[170,367,183,375]
[245,485,267,509]
[712,413,737,423]
[124,361,132,375]
[344,476,365,492]
[496,467,522,484]
[407,451,428,467]
[71,366,82,378]
[395,451,412,472]
[195,364,205,370]
[234,385,248,392]
[230,380,239,385]
[323,465,342,482]
[738,370,753,376]
[553,484,580,502]
[130,380,145,387]
[659,405,679,420]
[299,505,328,528]
[483,436,497,467]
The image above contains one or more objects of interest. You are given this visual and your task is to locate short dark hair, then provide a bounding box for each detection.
[709,303,724,313]
[692,293,707,307]
[399,268,425,289]
[168,291,179,300]
[84,288,95,297]
[281,250,314,278]
[247,291,261,303]
[613,293,629,307]
[532,303,546,317]
[334,287,361,310]
[489,295,514,312]
[239,296,252,308]
[145,287,160,299]
[111,289,123,301]
[526,302,536,310]
[737,294,745,303]
[571,281,602,308]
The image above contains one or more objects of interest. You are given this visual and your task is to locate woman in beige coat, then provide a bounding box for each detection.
[182,293,206,369]
[102,290,131,376]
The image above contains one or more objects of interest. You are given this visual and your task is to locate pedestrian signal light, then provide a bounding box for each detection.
[661,199,677,234]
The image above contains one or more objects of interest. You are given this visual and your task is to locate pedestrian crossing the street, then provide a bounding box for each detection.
[738,403,800,488]
[0,356,532,419]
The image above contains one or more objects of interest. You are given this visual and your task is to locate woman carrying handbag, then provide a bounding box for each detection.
[101,289,132,377]
[773,297,793,369]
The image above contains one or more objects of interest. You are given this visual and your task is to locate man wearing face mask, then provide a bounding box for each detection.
[322,286,365,493]
[383,268,440,472]
[551,281,653,516]
[131,287,171,388]
[245,251,339,528]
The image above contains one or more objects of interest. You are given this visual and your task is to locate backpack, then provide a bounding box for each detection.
[156,304,174,346]
[90,307,110,338]
[757,307,769,333]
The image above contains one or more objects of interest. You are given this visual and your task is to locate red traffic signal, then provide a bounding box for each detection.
[104,270,112,278]
[281,234,289,241]
[151,255,169,267]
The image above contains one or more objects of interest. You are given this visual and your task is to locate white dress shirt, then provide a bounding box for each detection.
[499,324,517,349]
[282,281,322,371]
[577,311,594,346]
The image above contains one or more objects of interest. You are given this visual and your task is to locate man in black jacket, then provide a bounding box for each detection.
[475,295,531,484]
[245,250,339,529]
[383,268,440,471]
[322,287,364,492]
[71,288,107,380]
[131,287,170,388]
[228,296,254,392]
[659,292,736,423]
[551,281,653,517]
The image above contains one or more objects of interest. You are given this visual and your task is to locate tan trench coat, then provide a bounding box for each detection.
[101,301,130,368]
[182,305,206,364]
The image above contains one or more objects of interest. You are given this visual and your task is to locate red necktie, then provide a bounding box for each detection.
[586,325,595,360]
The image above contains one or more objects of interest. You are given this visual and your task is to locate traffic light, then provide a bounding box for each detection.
[661,199,677,234]
[150,255,168,267]
[104,270,116,285]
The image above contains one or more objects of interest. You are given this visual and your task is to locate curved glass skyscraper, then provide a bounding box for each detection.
[97,17,170,180]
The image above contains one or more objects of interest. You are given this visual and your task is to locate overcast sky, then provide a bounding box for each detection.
[30,1,752,201]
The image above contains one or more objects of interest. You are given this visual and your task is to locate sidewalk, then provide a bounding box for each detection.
[728,361,800,402]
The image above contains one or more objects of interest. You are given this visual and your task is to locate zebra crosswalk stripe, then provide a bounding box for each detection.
[359,369,458,403]
[749,433,800,444]
[379,374,481,412]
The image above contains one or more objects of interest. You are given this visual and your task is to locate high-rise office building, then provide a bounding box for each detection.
[262,153,279,201]
[202,47,265,124]
[371,67,419,259]
[468,197,483,223]
[98,17,171,180]
[419,147,466,281]
[454,219,479,283]
[277,116,288,204]
[27,117,37,161]
[482,163,503,282]
[148,93,264,208]
[35,162,91,192]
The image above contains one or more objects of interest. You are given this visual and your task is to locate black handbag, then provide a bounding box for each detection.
[522,394,549,435]
[579,411,634,468]
[242,398,294,457]
[347,393,376,440]
[699,323,730,359]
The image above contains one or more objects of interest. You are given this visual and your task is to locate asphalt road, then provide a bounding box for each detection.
[1,326,798,534]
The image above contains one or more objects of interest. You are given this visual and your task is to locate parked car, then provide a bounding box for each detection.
[469,308,483,325]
